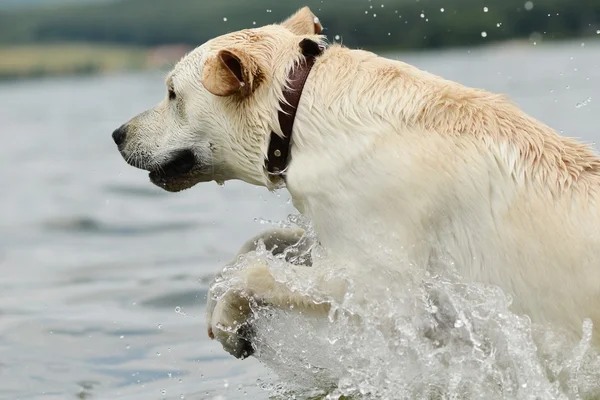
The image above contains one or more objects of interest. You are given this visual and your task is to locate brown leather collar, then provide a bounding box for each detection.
[265,39,324,180]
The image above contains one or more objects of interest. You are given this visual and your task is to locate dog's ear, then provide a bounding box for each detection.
[201,49,260,97]
[281,7,323,35]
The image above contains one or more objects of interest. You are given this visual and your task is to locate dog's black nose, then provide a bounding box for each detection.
[112,125,127,147]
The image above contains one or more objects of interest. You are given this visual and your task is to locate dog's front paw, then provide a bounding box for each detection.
[208,289,256,359]
[206,263,274,359]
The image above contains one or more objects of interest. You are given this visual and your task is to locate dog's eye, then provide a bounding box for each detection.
[168,89,176,100]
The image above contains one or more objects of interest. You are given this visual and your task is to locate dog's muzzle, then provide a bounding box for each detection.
[112,124,128,150]
[111,123,202,192]
[148,149,196,184]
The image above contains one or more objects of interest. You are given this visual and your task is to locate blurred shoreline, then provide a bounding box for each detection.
[1,37,598,82]
[0,43,191,81]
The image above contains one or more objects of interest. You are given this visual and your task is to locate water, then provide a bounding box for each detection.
[1,39,600,399]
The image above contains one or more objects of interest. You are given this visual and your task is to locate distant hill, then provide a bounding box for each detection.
[0,0,598,51]
[0,0,113,10]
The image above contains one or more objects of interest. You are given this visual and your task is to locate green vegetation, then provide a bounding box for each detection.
[0,0,113,10]
[0,0,598,80]
[0,0,598,50]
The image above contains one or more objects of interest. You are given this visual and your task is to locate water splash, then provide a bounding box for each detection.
[217,215,600,399]
[575,97,592,109]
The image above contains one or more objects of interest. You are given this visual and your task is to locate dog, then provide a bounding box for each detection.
[112,7,600,361]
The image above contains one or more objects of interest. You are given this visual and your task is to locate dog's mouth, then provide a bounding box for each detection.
[148,149,202,192]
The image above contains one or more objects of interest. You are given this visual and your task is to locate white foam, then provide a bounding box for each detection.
[220,215,600,399]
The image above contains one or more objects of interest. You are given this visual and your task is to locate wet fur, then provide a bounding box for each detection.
[115,7,600,357]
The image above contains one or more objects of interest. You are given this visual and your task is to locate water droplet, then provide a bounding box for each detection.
[161,389,166,395]
[158,324,162,329]
[119,335,124,339]
[180,396,185,399]
[420,13,425,18]
[381,4,384,7]
[597,30,600,34]
[222,17,227,22]
[481,31,488,38]
[497,22,502,27]
[334,35,340,40]
[224,380,230,388]
[524,1,534,10]
[157,352,161,356]
[252,21,256,25]
[440,8,444,12]
[483,6,489,12]
[373,13,377,17]
[576,97,592,109]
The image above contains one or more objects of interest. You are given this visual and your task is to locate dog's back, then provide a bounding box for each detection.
[287,43,600,345]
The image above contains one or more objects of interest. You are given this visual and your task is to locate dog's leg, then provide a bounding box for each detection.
[206,227,346,359]
[230,226,316,266]
[207,260,341,359]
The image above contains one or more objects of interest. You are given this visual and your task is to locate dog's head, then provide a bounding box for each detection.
[112,7,323,192]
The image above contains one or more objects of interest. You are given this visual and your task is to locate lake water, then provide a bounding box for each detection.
[1,39,599,400]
